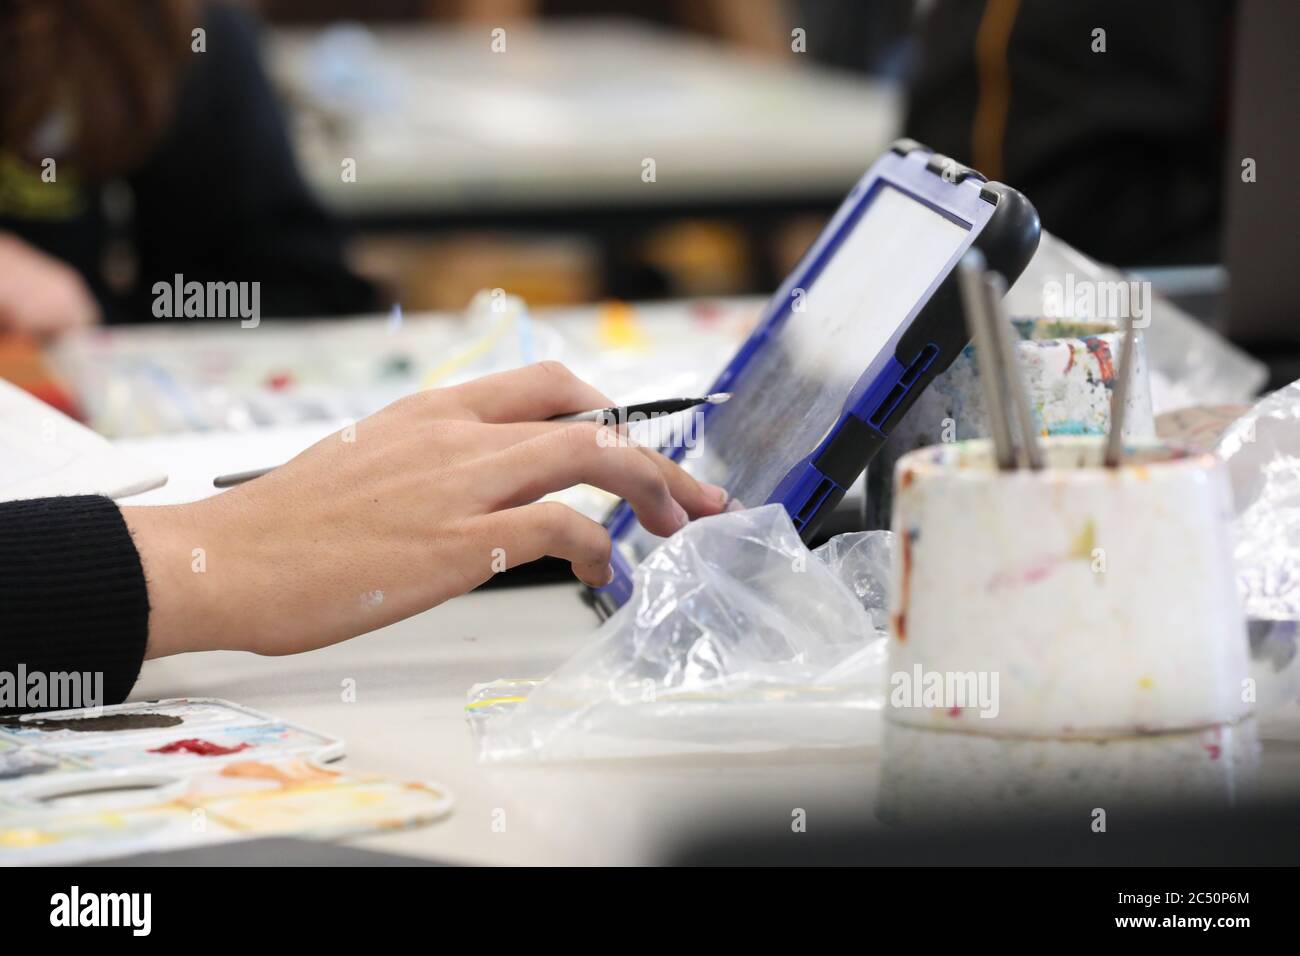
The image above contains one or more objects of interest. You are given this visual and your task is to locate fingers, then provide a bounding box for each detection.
[440,361,612,423]
[445,421,728,519]
[470,423,688,538]
[475,501,613,588]
[436,419,569,458]
[643,449,728,518]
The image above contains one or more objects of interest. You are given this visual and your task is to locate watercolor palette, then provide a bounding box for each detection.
[0,700,453,866]
[0,698,343,778]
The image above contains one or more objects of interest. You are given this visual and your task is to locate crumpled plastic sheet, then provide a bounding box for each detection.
[1004,231,1266,412]
[1217,380,1300,711]
[468,505,892,762]
[1219,379,1300,621]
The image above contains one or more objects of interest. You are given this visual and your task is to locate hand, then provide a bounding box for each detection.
[122,362,729,658]
[0,232,101,336]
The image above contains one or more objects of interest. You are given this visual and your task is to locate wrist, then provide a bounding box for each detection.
[121,500,238,658]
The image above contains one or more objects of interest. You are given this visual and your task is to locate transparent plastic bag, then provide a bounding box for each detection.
[1004,231,1266,411]
[1218,380,1300,710]
[468,504,892,762]
[1219,379,1300,621]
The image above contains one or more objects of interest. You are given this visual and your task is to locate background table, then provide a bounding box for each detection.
[268,20,902,297]
[270,20,901,223]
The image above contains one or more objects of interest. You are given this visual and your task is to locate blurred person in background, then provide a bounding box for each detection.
[904,0,1232,266]
[0,0,375,337]
[786,0,1231,268]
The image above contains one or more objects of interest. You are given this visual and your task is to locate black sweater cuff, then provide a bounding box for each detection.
[0,495,150,713]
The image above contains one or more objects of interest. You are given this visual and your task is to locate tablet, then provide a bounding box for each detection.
[593,139,1040,616]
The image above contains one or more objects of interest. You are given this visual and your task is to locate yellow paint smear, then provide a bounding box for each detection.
[1069,519,1096,560]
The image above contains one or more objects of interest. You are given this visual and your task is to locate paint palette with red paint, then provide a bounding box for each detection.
[0,699,456,867]
[0,698,343,779]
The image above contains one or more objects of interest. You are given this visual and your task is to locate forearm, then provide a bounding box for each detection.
[122,490,361,659]
[122,484,395,660]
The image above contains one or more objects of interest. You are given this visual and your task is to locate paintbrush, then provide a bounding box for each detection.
[958,250,1017,470]
[983,271,1045,470]
[1104,315,1136,467]
[213,393,732,488]
[548,392,731,423]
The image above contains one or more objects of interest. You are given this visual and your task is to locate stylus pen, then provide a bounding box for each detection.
[212,393,732,488]
[957,251,1017,470]
[548,392,731,423]
[1104,316,1136,468]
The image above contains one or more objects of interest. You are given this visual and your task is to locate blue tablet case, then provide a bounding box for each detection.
[593,139,1040,616]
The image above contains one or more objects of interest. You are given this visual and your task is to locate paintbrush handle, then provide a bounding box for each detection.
[958,251,1017,470]
[984,272,1045,470]
[213,466,276,488]
[217,396,728,485]
[549,396,715,423]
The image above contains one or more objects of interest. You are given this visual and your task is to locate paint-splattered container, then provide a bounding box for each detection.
[886,436,1250,737]
[865,319,1156,529]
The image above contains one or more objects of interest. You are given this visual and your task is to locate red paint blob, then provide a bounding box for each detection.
[893,528,918,642]
[149,738,251,757]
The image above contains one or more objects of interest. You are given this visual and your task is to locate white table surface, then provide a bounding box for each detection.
[130,583,889,866]
[127,577,1300,866]
[269,21,901,216]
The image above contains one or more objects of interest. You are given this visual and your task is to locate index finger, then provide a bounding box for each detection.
[442,362,611,423]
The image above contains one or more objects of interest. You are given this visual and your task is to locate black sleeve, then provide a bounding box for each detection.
[116,1,377,321]
[0,496,150,713]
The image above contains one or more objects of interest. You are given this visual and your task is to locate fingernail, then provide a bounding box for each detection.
[602,564,614,586]
[700,483,729,507]
[671,500,689,530]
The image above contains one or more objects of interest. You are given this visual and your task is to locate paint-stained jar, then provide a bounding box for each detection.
[886,436,1250,737]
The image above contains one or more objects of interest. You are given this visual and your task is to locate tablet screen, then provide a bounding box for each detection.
[615,183,970,565]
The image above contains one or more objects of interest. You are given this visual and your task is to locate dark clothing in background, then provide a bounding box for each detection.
[0,497,149,713]
[790,0,918,80]
[0,2,375,322]
[905,0,1232,266]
